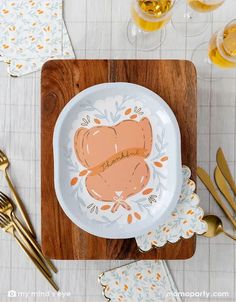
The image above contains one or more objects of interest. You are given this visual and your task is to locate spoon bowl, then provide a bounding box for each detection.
[203,215,223,237]
[203,214,236,240]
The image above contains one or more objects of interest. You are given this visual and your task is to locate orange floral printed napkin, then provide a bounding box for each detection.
[0,0,74,76]
[99,260,182,302]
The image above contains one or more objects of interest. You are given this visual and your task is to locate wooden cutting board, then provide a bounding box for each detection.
[41,60,197,260]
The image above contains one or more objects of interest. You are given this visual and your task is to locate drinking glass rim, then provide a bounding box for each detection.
[197,0,225,4]
[133,0,176,21]
[216,19,236,63]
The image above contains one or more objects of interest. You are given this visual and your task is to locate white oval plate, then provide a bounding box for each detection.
[53,83,182,239]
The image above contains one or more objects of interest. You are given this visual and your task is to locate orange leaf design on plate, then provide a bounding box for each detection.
[161,156,168,162]
[101,205,111,211]
[70,177,78,186]
[154,162,163,168]
[79,170,88,176]
[136,273,142,279]
[124,108,132,115]
[142,188,153,195]
[127,214,132,224]
[130,114,137,120]
[134,212,141,220]
[187,209,194,215]
[94,118,101,124]
[157,273,161,280]
[151,284,156,291]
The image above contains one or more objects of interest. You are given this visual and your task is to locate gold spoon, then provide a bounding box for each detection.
[203,215,236,240]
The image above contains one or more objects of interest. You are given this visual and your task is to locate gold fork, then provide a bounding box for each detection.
[0,211,51,277]
[0,213,59,291]
[0,149,35,237]
[0,192,57,274]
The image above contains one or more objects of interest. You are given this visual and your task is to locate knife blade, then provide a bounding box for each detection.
[216,148,236,195]
[214,166,236,212]
[197,167,236,228]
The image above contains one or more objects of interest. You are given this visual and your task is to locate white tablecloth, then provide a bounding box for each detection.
[0,0,236,301]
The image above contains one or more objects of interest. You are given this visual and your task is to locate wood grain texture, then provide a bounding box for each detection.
[41,60,197,260]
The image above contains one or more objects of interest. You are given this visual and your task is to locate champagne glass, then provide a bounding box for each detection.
[172,0,225,37]
[192,19,236,80]
[127,0,176,50]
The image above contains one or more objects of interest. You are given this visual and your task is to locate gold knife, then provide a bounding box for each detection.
[15,235,59,291]
[197,167,236,228]
[216,148,236,195]
[214,166,236,212]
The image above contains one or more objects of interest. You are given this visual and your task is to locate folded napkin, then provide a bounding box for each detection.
[0,0,74,76]
[0,0,63,59]
[99,260,182,302]
[136,166,207,252]
[7,21,74,77]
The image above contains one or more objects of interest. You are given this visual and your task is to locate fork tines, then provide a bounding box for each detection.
[0,191,11,202]
[0,149,7,161]
[0,191,11,208]
[0,212,11,228]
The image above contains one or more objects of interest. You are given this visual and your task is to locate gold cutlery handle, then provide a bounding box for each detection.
[214,167,236,211]
[223,230,236,241]
[13,215,57,273]
[197,167,236,229]
[4,170,35,237]
[14,234,59,291]
[217,148,236,196]
[219,207,236,228]
[13,221,52,278]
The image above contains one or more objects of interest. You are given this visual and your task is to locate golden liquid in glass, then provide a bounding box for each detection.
[131,0,172,32]
[187,0,224,12]
[208,24,236,68]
